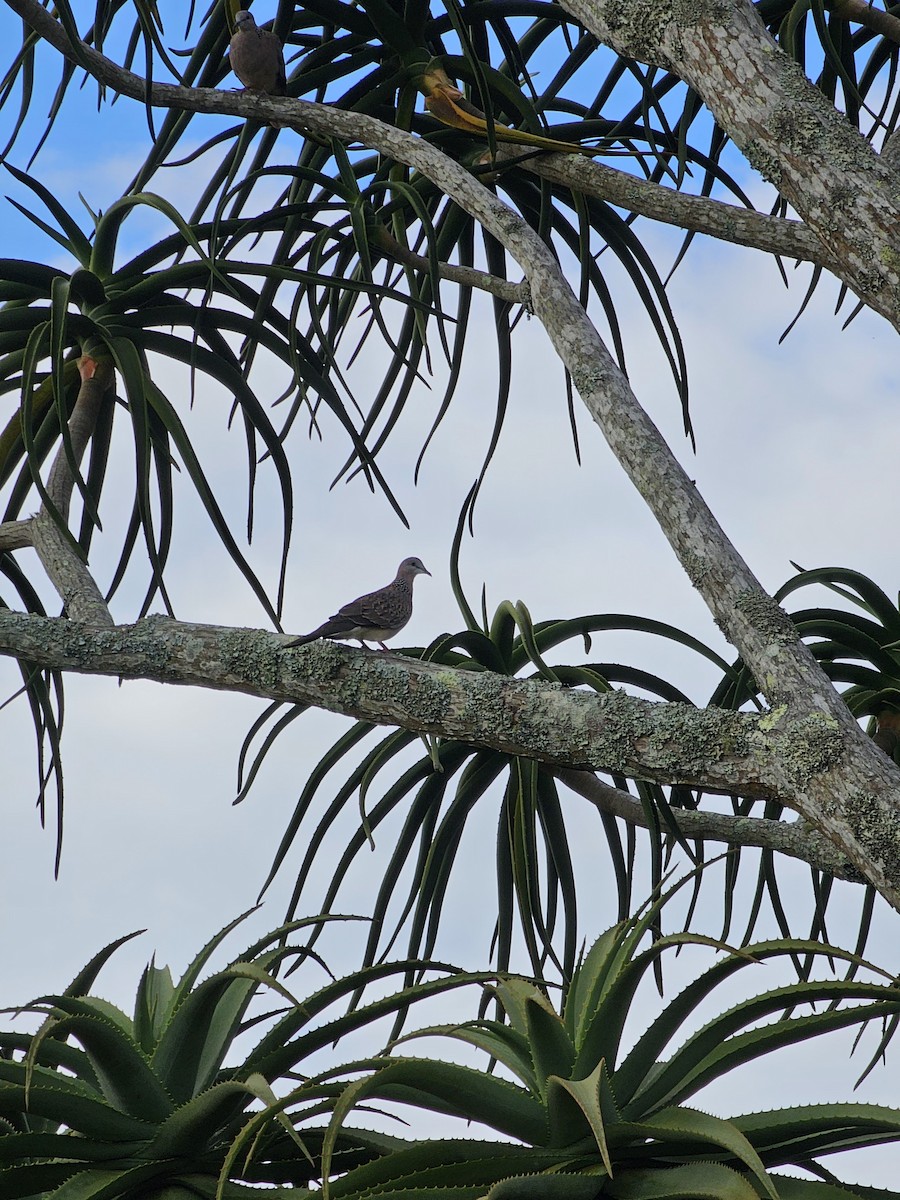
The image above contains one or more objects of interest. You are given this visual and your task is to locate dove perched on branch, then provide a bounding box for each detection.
[286,558,431,650]
[229,10,286,125]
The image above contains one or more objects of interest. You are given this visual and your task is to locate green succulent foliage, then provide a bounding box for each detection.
[300,880,900,1200]
[0,910,487,1199]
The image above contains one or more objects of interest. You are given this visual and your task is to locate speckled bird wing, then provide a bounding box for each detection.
[335,584,406,628]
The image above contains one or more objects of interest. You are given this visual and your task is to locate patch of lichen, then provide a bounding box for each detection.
[778,712,844,788]
[588,690,750,776]
[672,0,729,23]
[283,638,362,700]
[843,792,900,892]
[115,616,180,674]
[771,64,860,153]
[405,668,455,724]
[604,0,674,63]
[589,688,655,772]
[648,702,750,772]
[458,671,514,737]
[743,139,783,188]
[220,628,283,687]
[734,591,796,642]
[680,548,712,589]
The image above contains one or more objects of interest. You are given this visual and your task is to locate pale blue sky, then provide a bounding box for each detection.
[1,4,899,1187]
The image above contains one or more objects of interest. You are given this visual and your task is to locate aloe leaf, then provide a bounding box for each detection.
[627,983,900,1118]
[392,1016,538,1093]
[0,1069,155,1141]
[735,1100,900,1161]
[625,1107,777,1200]
[615,938,892,1110]
[2,162,92,263]
[546,1059,616,1170]
[133,961,176,1056]
[62,932,146,1000]
[487,1177,610,1200]
[26,1006,171,1123]
[322,1060,547,1179]
[607,1161,762,1200]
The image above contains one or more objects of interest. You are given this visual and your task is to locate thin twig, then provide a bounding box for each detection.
[374,225,531,307]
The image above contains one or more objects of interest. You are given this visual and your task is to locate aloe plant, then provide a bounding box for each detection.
[309,881,900,1200]
[4,891,900,1199]
[0,911,484,1198]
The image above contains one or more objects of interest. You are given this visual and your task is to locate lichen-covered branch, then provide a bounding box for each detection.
[0,609,838,791]
[514,153,836,269]
[0,520,33,551]
[0,610,881,882]
[554,768,863,881]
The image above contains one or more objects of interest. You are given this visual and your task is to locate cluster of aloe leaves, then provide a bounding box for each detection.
[4,881,900,1198]
[320,881,900,1200]
[0,911,487,1199]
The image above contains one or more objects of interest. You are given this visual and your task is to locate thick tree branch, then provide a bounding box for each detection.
[555,768,863,881]
[9,0,900,908]
[0,609,880,880]
[512,153,838,269]
[0,610,853,795]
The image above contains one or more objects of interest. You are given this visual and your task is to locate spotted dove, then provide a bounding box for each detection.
[286,557,431,650]
[229,10,286,121]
